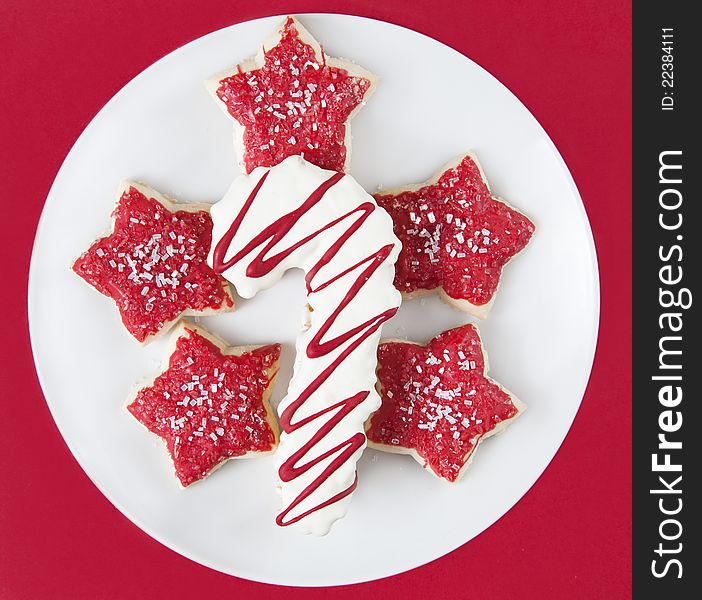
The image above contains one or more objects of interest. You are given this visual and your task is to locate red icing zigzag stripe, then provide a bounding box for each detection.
[212,172,398,526]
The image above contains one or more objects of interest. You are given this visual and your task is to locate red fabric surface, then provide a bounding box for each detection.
[0,1,632,598]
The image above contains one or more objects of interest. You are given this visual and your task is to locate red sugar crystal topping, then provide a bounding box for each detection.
[127,327,280,486]
[73,186,233,343]
[215,17,372,173]
[367,324,520,482]
[375,155,535,308]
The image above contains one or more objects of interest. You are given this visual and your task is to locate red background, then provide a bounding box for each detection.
[0,1,631,598]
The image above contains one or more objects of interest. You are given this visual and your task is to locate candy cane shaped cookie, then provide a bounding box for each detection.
[209,156,401,534]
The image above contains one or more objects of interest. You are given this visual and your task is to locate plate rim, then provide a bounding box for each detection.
[27,12,601,586]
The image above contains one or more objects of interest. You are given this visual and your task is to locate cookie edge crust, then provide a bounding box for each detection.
[123,319,281,488]
[365,324,526,483]
[204,15,379,174]
[376,152,536,319]
[71,181,235,346]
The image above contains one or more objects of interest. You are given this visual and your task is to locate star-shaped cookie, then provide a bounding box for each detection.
[366,324,524,482]
[375,154,535,318]
[126,322,281,487]
[72,182,234,343]
[206,16,377,173]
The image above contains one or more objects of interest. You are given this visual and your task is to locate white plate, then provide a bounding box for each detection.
[28,14,599,586]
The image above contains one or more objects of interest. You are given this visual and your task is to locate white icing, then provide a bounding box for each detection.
[208,156,401,534]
